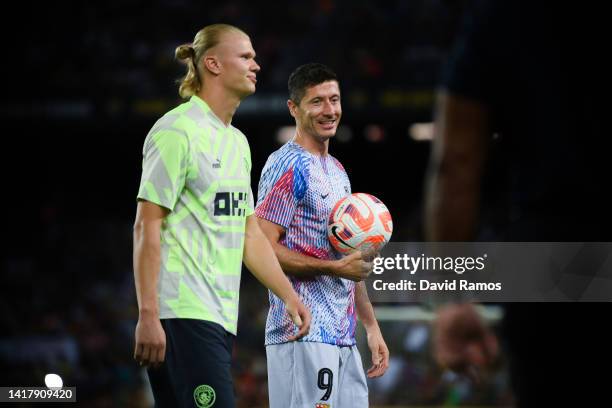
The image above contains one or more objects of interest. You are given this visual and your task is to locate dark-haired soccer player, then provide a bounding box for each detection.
[256,63,389,408]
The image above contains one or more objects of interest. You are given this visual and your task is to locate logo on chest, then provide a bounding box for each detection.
[214,192,248,217]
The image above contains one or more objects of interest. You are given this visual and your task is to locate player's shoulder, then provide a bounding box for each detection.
[230,125,247,139]
[143,109,191,152]
[328,153,347,173]
[267,140,311,168]
[230,125,250,150]
[148,98,200,135]
[163,97,228,134]
[165,97,193,116]
[260,140,310,181]
[149,96,222,142]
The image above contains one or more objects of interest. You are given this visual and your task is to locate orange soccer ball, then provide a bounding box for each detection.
[328,193,393,254]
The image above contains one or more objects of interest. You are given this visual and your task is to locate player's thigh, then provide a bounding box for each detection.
[163,319,235,408]
[337,346,368,408]
[147,361,178,407]
[266,343,296,408]
[267,342,340,408]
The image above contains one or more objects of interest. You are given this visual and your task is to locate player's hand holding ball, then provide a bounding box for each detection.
[328,193,393,281]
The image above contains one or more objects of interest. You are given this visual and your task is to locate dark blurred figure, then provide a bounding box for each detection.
[425,0,610,406]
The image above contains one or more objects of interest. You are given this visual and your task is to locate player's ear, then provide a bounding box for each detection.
[203,55,221,75]
[287,99,298,118]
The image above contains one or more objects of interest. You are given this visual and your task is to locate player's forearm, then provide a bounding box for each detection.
[133,222,162,317]
[243,220,301,304]
[270,241,339,278]
[425,91,488,241]
[355,281,379,330]
[425,170,481,240]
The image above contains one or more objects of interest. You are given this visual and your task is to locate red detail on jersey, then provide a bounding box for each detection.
[256,167,294,216]
[299,244,329,259]
[331,156,345,172]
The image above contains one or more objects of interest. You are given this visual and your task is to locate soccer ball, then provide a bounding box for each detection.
[328,193,393,254]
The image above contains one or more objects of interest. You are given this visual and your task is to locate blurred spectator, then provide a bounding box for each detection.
[426,0,611,406]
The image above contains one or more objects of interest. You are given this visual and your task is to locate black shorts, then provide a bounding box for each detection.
[146,319,235,408]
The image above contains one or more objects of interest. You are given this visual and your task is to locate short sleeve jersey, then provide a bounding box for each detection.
[137,95,254,334]
[255,140,356,346]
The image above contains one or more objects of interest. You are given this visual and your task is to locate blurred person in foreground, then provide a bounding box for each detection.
[132,24,310,407]
[255,63,389,408]
[425,1,610,406]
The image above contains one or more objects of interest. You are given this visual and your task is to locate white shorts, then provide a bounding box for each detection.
[266,342,368,408]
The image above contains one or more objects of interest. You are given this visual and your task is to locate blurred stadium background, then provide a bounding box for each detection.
[1,1,513,406]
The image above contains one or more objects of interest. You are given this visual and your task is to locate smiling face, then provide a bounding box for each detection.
[289,80,342,142]
[214,31,260,98]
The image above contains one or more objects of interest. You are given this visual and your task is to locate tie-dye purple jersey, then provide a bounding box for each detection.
[255,140,356,346]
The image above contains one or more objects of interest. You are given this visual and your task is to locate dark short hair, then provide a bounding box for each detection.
[288,63,338,105]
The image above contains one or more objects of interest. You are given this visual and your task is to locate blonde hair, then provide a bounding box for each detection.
[175,24,247,99]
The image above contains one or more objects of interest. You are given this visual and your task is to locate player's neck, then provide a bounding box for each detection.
[197,87,241,127]
[294,131,329,156]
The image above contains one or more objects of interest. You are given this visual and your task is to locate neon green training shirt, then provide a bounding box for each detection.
[137,95,254,334]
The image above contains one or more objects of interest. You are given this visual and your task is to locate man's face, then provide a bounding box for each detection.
[290,81,342,141]
[215,32,260,98]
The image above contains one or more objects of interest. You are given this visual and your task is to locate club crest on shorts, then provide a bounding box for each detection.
[315,403,330,408]
[194,384,216,408]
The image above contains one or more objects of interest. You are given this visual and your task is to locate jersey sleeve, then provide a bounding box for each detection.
[255,152,307,229]
[246,186,255,217]
[232,127,255,217]
[137,128,190,211]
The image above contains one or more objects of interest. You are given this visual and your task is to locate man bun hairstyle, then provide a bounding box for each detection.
[175,24,247,99]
